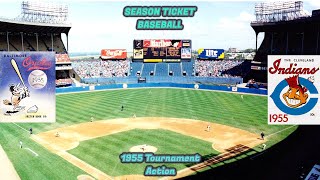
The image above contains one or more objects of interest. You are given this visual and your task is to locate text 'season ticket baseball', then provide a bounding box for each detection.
[268,55,320,125]
[0,52,56,123]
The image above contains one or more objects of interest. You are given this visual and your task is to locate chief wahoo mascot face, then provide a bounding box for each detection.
[282,75,309,108]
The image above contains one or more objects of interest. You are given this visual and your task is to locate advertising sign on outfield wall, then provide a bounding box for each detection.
[101,49,127,60]
[198,49,224,59]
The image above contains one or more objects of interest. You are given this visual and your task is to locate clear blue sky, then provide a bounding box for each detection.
[0,0,320,52]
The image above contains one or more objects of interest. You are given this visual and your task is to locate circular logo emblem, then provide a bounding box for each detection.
[28,70,47,89]
[270,76,318,115]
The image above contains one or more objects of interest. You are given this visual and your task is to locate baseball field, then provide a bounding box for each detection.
[0,88,297,179]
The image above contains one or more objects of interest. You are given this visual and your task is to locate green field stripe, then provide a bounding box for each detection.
[0,88,298,179]
[68,129,217,176]
[0,124,86,179]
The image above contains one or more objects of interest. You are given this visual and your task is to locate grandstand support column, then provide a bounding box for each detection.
[270,32,274,55]
[6,31,10,51]
[286,32,288,55]
[317,26,319,54]
[51,33,53,52]
[36,33,39,51]
[255,32,258,52]
[66,33,69,52]
[301,32,304,55]
[21,32,24,51]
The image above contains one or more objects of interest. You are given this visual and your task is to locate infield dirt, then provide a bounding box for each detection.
[32,117,265,179]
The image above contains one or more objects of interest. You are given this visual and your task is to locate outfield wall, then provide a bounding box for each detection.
[56,83,267,95]
[80,76,243,85]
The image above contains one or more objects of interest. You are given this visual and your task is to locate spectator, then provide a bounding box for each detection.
[195,59,243,77]
[72,59,129,78]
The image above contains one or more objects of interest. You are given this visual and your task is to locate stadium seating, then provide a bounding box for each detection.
[56,54,71,63]
[129,62,143,76]
[53,34,67,53]
[195,60,244,77]
[8,34,21,51]
[40,35,53,51]
[142,63,156,76]
[155,63,168,76]
[0,32,66,53]
[0,33,7,51]
[23,34,36,51]
[181,60,194,76]
[73,60,129,78]
[168,63,181,76]
[73,59,248,86]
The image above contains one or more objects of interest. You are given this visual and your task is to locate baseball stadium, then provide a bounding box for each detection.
[0,1,320,180]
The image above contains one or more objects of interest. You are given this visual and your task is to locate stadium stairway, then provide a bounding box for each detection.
[156,63,168,76]
[142,63,155,76]
[182,60,194,76]
[169,63,182,76]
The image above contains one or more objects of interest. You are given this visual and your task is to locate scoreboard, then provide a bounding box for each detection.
[143,47,166,59]
[133,39,191,62]
[166,47,181,59]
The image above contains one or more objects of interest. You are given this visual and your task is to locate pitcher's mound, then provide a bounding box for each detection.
[77,175,94,180]
[129,144,157,153]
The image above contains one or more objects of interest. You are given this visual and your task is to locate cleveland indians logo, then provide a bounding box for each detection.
[282,75,309,108]
[270,75,317,115]
[269,59,319,115]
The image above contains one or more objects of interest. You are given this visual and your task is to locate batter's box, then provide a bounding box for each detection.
[268,55,320,125]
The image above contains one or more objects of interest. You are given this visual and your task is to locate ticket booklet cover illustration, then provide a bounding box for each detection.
[268,55,320,125]
[0,52,55,123]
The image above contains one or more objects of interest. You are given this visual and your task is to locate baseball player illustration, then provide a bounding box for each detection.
[2,59,30,115]
[1,52,56,123]
[3,83,30,114]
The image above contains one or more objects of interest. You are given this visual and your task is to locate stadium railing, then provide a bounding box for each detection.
[56,82,267,95]
[80,76,243,85]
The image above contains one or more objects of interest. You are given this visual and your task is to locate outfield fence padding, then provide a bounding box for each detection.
[56,83,267,95]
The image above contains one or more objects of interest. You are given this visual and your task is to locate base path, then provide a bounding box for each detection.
[0,145,21,180]
[32,117,264,180]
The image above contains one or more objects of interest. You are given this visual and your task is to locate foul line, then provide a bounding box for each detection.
[266,125,297,138]
[12,123,29,133]
[250,151,265,160]
[168,125,298,179]
[249,125,297,160]
[24,148,39,157]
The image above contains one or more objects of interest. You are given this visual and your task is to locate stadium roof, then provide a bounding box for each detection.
[0,17,71,34]
[250,15,320,33]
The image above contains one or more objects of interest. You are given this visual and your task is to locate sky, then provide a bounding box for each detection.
[0,0,320,53]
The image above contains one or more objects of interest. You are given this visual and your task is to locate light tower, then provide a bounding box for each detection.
[16,1,69,24]
[253,1,309,23]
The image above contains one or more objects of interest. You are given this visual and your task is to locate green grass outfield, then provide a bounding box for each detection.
[68,129,219,176]
[0,88,298,179]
